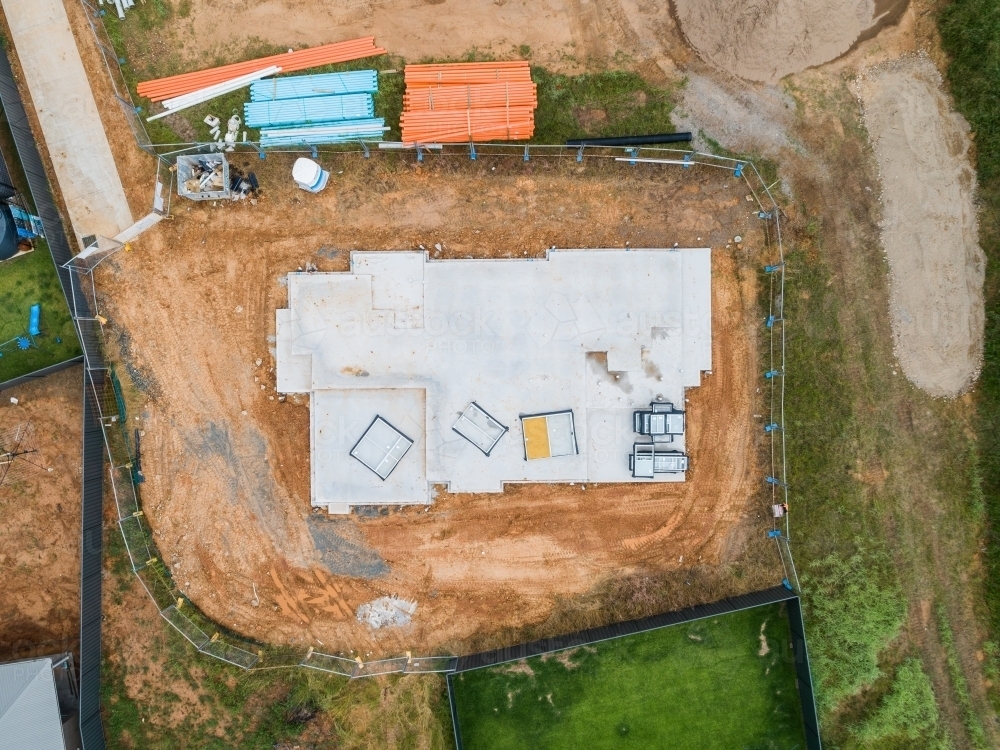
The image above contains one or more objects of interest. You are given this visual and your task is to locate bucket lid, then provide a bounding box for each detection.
[292,158,321,183]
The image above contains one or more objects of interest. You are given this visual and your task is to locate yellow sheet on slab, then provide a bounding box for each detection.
[522,416,551,460]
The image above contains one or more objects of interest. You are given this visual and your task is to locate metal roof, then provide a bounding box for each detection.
[0,658,67,750]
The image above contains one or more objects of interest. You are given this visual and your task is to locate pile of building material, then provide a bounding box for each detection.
[246,71,386,146]
[250,70,379,101]
[203,114,245,152]
[244,92,374,128]
[137,38,386,101]
[139,39,386,123]
[176,155,229,201]
[107,0,136,21]
[356,596,417,629]
[147,67,279,122]
[259,120,387,147]
[400,61,536,143]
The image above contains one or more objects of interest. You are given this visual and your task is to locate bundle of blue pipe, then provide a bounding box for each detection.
[245,93,374,128]
[259,118,387,147]
[250,70,379,101]
[250,70,384,145]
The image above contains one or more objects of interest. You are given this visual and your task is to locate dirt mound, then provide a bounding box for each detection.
[857,55,985,396]
[672,0,908,83]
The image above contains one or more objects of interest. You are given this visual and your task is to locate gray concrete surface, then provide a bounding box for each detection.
[277,249,712,512]
[2,0,133,243]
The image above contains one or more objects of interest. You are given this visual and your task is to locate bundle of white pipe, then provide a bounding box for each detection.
[146,66,281,122]
[106,0,134,21]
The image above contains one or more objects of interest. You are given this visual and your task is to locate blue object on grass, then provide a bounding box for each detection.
[259,118,387,147]
[16,336,30,350]
[250,71,379,102]
[28,303,40,336]
[244,93,374,128]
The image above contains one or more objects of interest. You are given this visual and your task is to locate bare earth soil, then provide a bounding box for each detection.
[672,0,910,83]
[857,54,985,396]
[0,368,82,662]
[37,0,997,743]
[123,0,691,80]
[94,158,772,654]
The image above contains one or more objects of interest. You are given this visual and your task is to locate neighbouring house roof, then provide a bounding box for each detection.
[0,658,67,750]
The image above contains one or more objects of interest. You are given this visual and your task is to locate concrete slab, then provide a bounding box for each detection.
[311,388,427,511]
[2,0,132,242]
[278,249,711,510]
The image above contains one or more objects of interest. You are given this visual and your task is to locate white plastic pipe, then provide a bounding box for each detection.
[160,66,281,110]
[147,66,281,121]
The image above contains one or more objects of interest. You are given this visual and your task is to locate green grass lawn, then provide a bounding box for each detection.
[0,239,81,382]
[451,603,807,750]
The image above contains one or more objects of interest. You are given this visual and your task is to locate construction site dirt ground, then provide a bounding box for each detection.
[14,0,991,746]
[0,367,82,663]
[93,155,778,655]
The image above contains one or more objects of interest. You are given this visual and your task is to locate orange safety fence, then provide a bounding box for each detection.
[137,37,386,102]
[403,82,537,112]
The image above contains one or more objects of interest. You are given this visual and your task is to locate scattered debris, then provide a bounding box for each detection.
[356,596,417,628]
[228,164,261,201]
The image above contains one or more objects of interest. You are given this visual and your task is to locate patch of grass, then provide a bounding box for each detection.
[451,603,807,750]
[778,71,995,744]
[531,68,676,144]
[801,543,906,714]
[0,239,80,382]
[779,237,908,721]
[855,658,948,748]
[778,213,942,738]
[939,0,1000,665]
[936,607,990,749]
[101,522,454,749]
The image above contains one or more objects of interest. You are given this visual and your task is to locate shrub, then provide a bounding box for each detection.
[856,659,945,747]
[802,543,906,714]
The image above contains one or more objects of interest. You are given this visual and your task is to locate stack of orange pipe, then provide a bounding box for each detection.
[137,37,386,102]
[403,81,537,112]
[400,62,535,143]
[404,61,532,87]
